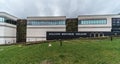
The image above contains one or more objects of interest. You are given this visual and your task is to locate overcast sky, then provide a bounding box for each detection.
[0,0,120,18]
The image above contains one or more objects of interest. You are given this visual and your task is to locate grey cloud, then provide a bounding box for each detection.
[0,0,120,18]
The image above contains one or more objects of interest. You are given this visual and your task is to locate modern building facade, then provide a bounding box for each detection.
[27,16,66,42]
[78,14,120,37]
[1,12,120,44]
[0,12,17,44]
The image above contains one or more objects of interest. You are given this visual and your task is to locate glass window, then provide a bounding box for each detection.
[79,19,107,25]
[0,17,5,23]
[27,20,65,25]
[112,18,120,28]
[4,19,16,25]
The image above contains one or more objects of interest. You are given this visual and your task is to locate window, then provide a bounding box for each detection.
[0,17,16,25]
[112,18,120,27]
[78,19,107,25]
[0,17,5,22]
[5,20,16,25]
[27,20,65,25]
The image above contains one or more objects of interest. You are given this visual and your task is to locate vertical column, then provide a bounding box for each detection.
[98,33,100,37]
[102,33,104,37]
[94,33,96,37]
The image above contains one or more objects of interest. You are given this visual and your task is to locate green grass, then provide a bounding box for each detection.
[0,38,120,64]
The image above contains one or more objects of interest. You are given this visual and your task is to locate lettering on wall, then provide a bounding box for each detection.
[47,32,89,40]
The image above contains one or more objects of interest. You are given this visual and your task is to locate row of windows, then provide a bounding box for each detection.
[27,20,65,25]
[78,19,107,25]
[3,17,120,26]
[112,21,120,23]
[5,20,16,25]
[0,17,16,25]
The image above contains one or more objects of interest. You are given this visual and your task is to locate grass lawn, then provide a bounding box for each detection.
[0,38,120,64]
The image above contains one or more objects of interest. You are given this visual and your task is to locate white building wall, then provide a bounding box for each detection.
[4,23,16,36]
[0,23,16,44]
[0,23,5,44]
[0,12,18,44]
[27,25,66,42]
[0,24,5,44]
[78,15,112,32]
[0,38,5,44]
[0,24,5,36]
[4,38,16,44]
[4,23,16,44]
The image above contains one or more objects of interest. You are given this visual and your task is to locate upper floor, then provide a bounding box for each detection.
[0,12,18,25]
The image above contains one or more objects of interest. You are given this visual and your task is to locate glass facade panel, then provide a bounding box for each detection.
[78,19,107,25]
[27,20,65,25]
[112,18,120,27]
[5,19,16,25]
[0,17,5,23]
[112,18,120,32]
[0,17,16,25]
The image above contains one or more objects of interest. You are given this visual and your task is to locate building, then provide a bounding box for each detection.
[78,14,120,37]
[0,12,18,44]
[27,16,66,42]
[1,12,120,44]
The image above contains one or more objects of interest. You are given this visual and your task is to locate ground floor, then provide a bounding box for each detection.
[0,31,120,44]
[46,32,120,40]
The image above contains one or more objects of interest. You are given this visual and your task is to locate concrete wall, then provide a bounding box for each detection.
[27,25,66,42]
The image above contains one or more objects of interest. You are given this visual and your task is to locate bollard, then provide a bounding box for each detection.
[59,39,62,46]
[110,36,113,41]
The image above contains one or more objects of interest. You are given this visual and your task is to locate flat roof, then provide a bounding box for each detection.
[27,16,66,20]
[78,14,120,17]
[0,12,18,21]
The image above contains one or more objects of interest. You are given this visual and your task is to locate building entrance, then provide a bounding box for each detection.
[90,33,103,37]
